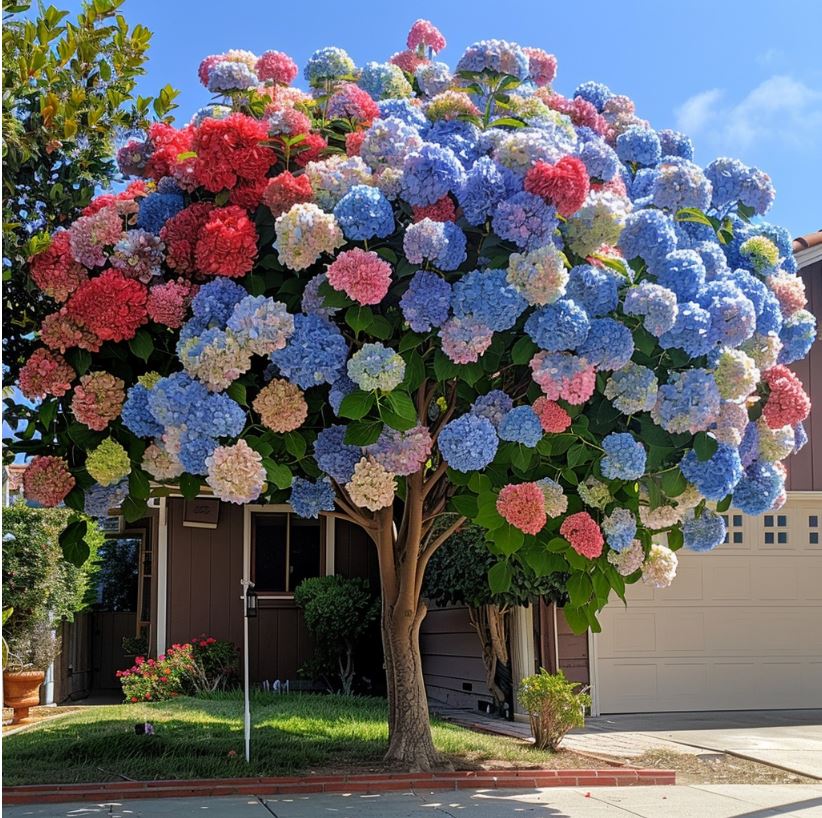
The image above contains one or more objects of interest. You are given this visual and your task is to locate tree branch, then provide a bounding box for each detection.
[423,458,448,499]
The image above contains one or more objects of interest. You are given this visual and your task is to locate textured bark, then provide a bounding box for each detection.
[468,604,510,712]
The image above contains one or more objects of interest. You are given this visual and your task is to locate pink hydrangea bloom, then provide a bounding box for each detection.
[390,49,429,74]
[253,379,308,433]
[766,272,807,317]
[147,280,196,329]
[70,371,126,431]
[255,50,298,84]
[345,456,397,511]
[23,456,75,507]
[142,442,184,481]
[533,397,571,433]
[608,540,644,576]
[18,348,75,400]
[29,231,88,302]
[439,316,494,364]
[40,308,101,353]
[762,365,811,429]
[497,482,547,535]
[326,248,392,305]
[69,206,123,267]
[407,19,446,52]
[366,425,433,476]
[205,440,266,504]
[530,351,596,404]
[560,511,604,559]
[523,47,557,87]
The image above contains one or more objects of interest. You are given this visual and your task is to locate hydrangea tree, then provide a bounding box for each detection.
[6,21,815,769]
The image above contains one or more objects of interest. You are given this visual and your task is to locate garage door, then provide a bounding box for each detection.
[594,493,822,713]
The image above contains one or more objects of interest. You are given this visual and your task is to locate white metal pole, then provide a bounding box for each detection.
[241,579,251,763]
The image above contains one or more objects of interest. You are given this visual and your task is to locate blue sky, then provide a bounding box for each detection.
[99,0,822,237]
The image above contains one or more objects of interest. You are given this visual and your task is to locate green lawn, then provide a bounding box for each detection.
[3,692,558,785]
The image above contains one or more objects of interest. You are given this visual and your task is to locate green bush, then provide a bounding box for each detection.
[294,576,380,695]
[2,501,102,669]
[518,669,591,750]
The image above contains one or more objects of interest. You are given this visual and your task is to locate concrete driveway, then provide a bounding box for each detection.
[581,710,822,779]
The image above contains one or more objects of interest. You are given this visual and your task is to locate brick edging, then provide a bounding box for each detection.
[3,768,675,804]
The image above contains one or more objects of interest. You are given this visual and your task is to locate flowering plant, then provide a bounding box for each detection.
[10,19,815,768]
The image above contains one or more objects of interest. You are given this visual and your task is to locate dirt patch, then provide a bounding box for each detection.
[629,749,816,785]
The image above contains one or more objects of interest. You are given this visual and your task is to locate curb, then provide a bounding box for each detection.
[3,768,675,804]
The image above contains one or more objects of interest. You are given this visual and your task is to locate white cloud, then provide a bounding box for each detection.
[675,75,822,152]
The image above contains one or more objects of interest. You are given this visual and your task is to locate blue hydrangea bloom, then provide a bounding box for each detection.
[492,191,559,251]
[313,425,361,483]
[178,431,217,475]
[778,310,817,365]
[683,509,727,552]
[498,406,543,447]
[603,507,637,553]
[695,242,730,280]
[674,218,717,250]
[524,298,590,352]
[577,139,619,181]
[738,421,759,468]
[733,461,784,515]
[619,209,677,268]
[377,98,427,128]
[424,120,481,168]
[290,477,336,519]
[657,129,694,160]
[704,292,757,348]
[756,291,784,337]
[458,157,520,226]
[629,168,658,203]
[329,374,357,415]
[399,270,451,332]
[204,393,246,438]
[401,143,465,206]
[601,433,646,480]
[651,159,711,212]
[333,185,395,240]
[652,369,721,434]
[416,61,452,97]
[577,318,634,371]
[456,39,530,80]
[623,282,679,337]
[658,302,713,357]
[357,61,409,99]
[573,81,613,112]
[270,313,348,389]
[565,265,620,317]
[304,46,355,84]
[616,126,662,167]
[471,390,513,430]
[705,157,775,215]
[191,279,247,327]
[147,373,210,428]
[403,219,466,271]
[439,414,499,472]
[655,250,706,302]
[360,117,423,171]
[452,268,529,332]
[136,192,185,234]
[680,444,743,501]
[84,480,129,518]
[121,384,164,438]
[207,61,258,93]
[793,422,808,454]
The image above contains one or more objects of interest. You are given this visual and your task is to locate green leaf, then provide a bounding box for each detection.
[385,391,418,423]
[592,571,611,605]
[226,382,247,406]
[402,351,425,392]
[123,495,148,523]
[566,444,587,469]
[521,543,567,577]
[338,390,375,420]
[449,494,478,518]
[284,431,307,460]
[716,494,732,513]
[475,502,506,531]
[38,399,57,430]
[59,519,89,567]
[179,473,201,500]
[433,350,459,382]
[511,336,538,365]
[345,305,374,334]
[488,560,513,594]
[368,316,393,340]
[343,420,383,446]
[667,526,684,551]
[488,116,526,128]
[563,606,588,635]
[399,332,425,353]
[694,431,718,461]
[128,329,153,363]
[214,189,230,206]
[129,468,150,502]
[380,407,417,432]
[491,524,525,556]
[661,468,687,498]
[675,207,714,228]
[567,573,593,607]
[243,436,274,457]
[264,460,292,490]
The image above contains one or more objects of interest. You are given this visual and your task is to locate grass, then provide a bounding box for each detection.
[2,691,574,786]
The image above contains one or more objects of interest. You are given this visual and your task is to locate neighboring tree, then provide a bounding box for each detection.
[294,575,380,694]
[425,521,565,713]
[5,22,814,769]
[2,0,178,380]
[2,501,103,668]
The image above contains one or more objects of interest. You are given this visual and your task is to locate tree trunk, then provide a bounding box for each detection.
[468,604,509,713]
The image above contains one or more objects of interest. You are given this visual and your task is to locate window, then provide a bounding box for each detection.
[252,512,323,593]
[763,513,789,546]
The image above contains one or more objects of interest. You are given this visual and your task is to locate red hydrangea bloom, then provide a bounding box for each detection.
[198,54,223,86]
[40,308,101,353]
[292,132,327,168]
[533,397,571,433]
[70,371,126,431]
[407,19,446,52]
[229,176,269,209]
[326,248,392,305]
[412,196,456,223]
[147,279,196,328]
[23,456,75,507]
[523,47,557,87]
[345,131,367,157]
[496,482,547,535]
[193,113,275,193]
[194,205,258,277]
[145,123,195,181]
[560,511,604,559]
[525,157,590,218]
[82,181,148,216]
[263,172,313,217]
[160,202,214,275]
[591,176,628,198]
[18,348,75,399]
[66,269,148,342]
[29,231,88,301]
[390,50,428,74]
[255,50,298,85]
[762,365,811,429]
[327,83,380,124]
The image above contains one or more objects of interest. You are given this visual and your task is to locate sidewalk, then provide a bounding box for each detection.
[5,784,822,817]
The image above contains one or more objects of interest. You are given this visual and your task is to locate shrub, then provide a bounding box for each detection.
[116,636,238,702]
[518,668,591,750]
[294,576,379,694]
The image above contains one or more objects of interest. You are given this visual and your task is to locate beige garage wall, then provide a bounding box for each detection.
[591,492,822,715]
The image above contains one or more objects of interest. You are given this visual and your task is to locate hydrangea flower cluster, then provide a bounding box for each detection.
[16,21,814,631]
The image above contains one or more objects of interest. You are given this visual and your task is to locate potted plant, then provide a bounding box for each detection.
[3,620,60,723]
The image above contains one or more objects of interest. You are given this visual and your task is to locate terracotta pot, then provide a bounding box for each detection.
[3,670,45,724]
